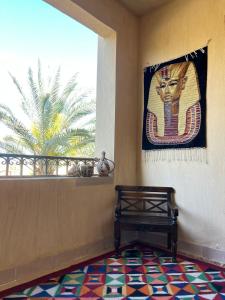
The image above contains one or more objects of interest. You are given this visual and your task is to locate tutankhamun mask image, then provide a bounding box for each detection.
[146,61,201,145]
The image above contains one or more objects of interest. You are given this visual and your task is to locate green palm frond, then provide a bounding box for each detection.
[28,67,41,115]
[0,110,36,152]
[60,73,78,101]
[0,61,96,159]
[63,99,95,128]
[43,128,93,155]
[50,67,61,103]
[75,142,95,157]
[0,142,23,154]
[0,136,26,154]
[8,72,27,103]
[38,59,44,95]
[9,73,34,121]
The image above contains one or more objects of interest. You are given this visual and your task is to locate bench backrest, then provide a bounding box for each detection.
[115,185,175,216]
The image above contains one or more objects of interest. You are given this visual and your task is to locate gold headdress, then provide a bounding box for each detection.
[155,62,190,83]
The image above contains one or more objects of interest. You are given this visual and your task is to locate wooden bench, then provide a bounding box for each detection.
[114,185,178,260]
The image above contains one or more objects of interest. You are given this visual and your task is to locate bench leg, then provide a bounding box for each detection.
[114,221,121,258]
[167,233,171,250]
[172,240,177,262]
[172,226,178,262]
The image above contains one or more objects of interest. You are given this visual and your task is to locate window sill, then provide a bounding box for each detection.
[0,175,114,186]
[73,175,114,186]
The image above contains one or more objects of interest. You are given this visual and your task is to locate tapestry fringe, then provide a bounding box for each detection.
[144,148,208,163]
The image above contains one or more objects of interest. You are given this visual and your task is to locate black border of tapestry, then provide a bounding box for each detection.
[142,47,207,150]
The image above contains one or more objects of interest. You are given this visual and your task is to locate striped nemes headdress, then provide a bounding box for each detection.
[156,62,190,82]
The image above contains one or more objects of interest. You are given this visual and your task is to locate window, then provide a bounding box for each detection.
[0,0,102,177]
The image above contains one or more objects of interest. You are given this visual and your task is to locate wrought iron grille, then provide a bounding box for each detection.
[0,153,97,177]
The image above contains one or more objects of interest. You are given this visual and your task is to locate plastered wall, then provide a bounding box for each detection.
[137,0,225,263]
[0,178,115,288]
[0,0,139,291]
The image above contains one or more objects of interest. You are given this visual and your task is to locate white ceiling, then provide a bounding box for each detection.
[118,0,172,16]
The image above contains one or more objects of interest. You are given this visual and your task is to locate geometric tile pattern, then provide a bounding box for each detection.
[3,245,225,299]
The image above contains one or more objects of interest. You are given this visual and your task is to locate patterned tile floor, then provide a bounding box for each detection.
[3,245,225,299]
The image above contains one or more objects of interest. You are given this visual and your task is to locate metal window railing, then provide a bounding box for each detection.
[0,153,97,177]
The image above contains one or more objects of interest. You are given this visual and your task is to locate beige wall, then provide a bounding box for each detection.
[0,178,115,288]
[0,0,139,291]
[138,0,225,263]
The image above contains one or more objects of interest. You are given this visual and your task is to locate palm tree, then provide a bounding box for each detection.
[0,61,95,174]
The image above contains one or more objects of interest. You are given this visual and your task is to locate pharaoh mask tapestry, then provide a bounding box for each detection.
[142,47,207,159]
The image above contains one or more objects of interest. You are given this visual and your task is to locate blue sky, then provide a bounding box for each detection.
[0,0,97,67]
[0,0,98,119]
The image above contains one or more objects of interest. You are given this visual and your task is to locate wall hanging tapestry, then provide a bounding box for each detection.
[142,47,207,162]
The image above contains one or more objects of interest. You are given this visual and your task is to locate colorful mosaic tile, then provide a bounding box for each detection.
[55,285,81,297]
[162,264,183,274]
[185,272,209,284]
[149,283,173,296]
[205,272,225,282]
[79,284,104,297]
[106,274,125,286]
[160,257,176,265]
[144,265,163,273]
[126,274,147,285]
[180,264,202,273]
[213,282,225,293]
[125,258,143,266]
[107,265,126,274]
[86,264,106,274]
[126,284,151,297]
[106,258,124,266]
[103,285,126,298]
[83,274,105,285]
[142,257,160,266]
[167,273,188,284]
[61,273,85,285]
[2,245,225,299]
[126,265,145,274]
[193,283,217,294]
[169,283,198,296]
[146,273,168,284]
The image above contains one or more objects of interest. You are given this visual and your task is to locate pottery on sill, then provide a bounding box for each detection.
[96,151,115,176]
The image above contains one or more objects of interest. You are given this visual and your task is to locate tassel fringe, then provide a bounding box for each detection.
[144,148,208,163]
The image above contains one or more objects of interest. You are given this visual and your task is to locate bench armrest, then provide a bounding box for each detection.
[168,202,179,218]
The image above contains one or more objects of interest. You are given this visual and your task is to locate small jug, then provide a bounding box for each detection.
[68,163,80,177]
[80,163,94,177]
[96,151,115,176]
